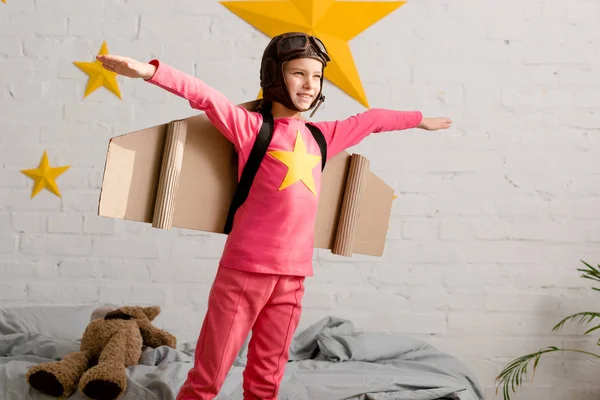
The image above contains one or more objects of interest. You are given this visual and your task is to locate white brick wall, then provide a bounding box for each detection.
[1,0,599,398]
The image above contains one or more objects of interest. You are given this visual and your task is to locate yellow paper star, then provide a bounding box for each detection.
[268,131,322,195]
[73,41,122,99]
[21,151,70,198]
[221,0,407,108]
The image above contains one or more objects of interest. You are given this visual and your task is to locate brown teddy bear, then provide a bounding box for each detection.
[26,305,177,400]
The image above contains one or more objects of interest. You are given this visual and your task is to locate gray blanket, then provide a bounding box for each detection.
[0,313,482,400]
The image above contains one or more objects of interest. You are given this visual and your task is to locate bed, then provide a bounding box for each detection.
[0,305,484,400]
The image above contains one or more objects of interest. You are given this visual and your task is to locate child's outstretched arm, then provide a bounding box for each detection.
[312,109,451,160]
[96,55,260,153]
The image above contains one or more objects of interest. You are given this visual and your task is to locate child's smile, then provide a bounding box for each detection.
[295,92,314,106]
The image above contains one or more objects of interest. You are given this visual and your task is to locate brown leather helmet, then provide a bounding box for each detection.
[260,32,331,114]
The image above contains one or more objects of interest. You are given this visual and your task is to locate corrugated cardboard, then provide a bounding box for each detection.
[98,101,394,257]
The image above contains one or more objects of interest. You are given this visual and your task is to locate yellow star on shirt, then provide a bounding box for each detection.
[220,0,407,108]
[268,131,321,195]
[21,151,70,198]
[73,41,122,99]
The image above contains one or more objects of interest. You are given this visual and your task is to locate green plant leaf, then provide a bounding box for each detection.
[497,261,600,400]
[578,260,600,289]
[496,347,600,400]
[584,324,600,335]
[552,312,600,333]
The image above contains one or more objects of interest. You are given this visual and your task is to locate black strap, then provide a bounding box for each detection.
[223,109,274,234]
[223,115,327,234]
[306,123,327,172]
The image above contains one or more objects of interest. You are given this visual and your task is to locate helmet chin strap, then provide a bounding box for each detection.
[309,94,325,118]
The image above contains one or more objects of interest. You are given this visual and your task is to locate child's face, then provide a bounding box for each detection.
[282,58,323,111]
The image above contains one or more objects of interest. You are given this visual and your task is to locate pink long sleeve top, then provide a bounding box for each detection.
[146,60,422,277]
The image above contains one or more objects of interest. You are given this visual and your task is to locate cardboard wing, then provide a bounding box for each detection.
[98,101,395,257]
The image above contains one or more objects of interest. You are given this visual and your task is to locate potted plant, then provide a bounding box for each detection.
[495,261,600,400]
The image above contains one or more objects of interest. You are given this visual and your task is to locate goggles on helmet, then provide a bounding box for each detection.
[277,33,331,62]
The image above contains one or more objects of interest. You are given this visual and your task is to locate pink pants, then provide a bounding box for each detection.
[176,266,305,400]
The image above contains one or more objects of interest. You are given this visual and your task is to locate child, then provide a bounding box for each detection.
[97,32,451,400]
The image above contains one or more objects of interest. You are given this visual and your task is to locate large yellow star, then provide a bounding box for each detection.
[220,0,407,108]
[73,41,122,99]
[268,131,321,195]
[21,151,70,198]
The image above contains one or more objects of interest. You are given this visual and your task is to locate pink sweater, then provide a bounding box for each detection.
[146,60,422,277]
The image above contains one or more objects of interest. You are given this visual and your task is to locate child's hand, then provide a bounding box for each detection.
[96,54,156,80]
[418,117,452,131]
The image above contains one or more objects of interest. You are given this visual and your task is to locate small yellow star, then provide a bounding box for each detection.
[21,151,70,198]
[1,1,7,4]
[73,41,122,99]
[268,131,321,195]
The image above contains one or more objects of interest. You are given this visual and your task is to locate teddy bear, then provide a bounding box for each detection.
[26,305,177,400]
